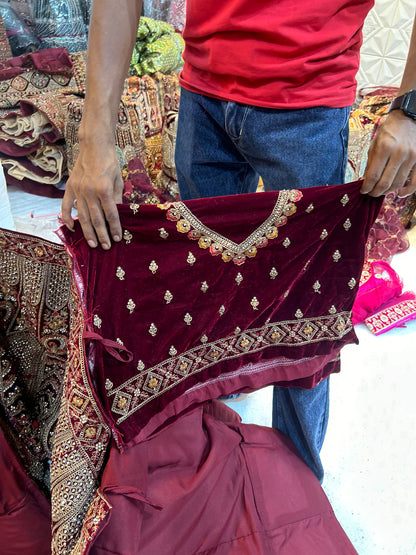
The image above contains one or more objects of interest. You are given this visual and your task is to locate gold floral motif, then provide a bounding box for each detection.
[320,229,328,240]
[116,266,125,280]
[269,267,278,279]
[149,323,157,336]
[343,219,352,231]
[149,260,158,274]
[177,219,191,233]
[85,427,97,439]
[184,313,192,325]
[93,314,102,328]
[34,246,44,257]
[271,330,281,340]
[283,237,291,248]
[127,299,136,314]
[348,278,357,289]
[251,297,259,310]
[72,396,84,408]
[129,203,140,214]
[187,252,196,265]
[340,194,349,206]
[313,281,321,293]
[148,377,159,389]
[333,250,341,262]
[123,229,133,244]
[303,325,314,335]
[240,338,251,348]
[158,227,169,239]
[117,397,128,410]
[164,290,173,304]
[201,281,209,293]
[137,360,145,371]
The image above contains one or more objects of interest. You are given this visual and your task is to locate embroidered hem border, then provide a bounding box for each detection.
[106,312,352,424]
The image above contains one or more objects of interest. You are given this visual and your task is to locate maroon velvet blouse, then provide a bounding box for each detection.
[61,180,382,445]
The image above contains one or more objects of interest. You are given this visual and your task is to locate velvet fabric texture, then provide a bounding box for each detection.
[61,180,382,445]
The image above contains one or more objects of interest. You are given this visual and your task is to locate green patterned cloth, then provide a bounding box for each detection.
[130,17,184,76]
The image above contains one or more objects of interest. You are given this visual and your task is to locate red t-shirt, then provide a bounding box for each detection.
[180,0,375,109]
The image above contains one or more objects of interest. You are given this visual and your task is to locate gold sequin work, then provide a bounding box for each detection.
[166,189,302,265]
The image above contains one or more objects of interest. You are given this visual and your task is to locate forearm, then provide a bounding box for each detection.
[397,14,416,94]
[80,0,143,145]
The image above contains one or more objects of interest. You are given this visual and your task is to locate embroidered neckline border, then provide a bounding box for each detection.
[166,189,302,263]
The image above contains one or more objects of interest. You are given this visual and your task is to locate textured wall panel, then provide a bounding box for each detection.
[357,0,414,88]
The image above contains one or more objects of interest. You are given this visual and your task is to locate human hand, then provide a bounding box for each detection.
[62,141,124,250]
[361,110,416,198]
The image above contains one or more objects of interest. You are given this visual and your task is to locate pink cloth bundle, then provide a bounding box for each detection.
[352,260,416,335]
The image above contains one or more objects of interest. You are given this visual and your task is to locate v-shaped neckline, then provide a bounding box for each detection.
[167,189,302,263]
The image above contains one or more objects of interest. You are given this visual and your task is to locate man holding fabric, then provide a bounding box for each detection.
[62,0,416,480]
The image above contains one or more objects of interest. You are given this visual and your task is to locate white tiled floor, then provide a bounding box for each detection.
[2,182,416,554]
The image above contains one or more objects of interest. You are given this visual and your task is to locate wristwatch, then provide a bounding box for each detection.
[388,90,416,120]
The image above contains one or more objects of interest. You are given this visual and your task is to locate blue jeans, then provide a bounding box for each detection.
[175,88,350,481]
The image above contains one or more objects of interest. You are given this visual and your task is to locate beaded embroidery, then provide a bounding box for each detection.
[166,189,302,265]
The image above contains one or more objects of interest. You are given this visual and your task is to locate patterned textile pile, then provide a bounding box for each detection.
[65,70,181,203]
[0,42,181,202]
[348,88,416,335]
[130,16,184,77]
[347,87,416,229]
[0,47,86,197]
[143,0,186,32]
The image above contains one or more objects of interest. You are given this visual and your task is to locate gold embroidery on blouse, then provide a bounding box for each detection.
[187,252,196,265]
[164,290,173,304]
[184,313,192,325]
[201,281,209,293]
[166,189,302,265]
[343,218,352,231]
[123,229,133,244]
[127,299,136,314]
[149,260,158,274]
[348,278,357,289]
[158,227,169,239]
[109,312,353,423]
[313,281,321,293]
